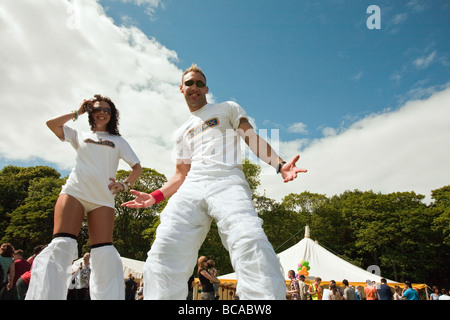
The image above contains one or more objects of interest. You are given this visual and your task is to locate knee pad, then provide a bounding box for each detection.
[89,244,125,300]
[26,235,78,300]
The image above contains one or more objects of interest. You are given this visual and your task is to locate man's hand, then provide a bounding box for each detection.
[280,155,307,183]
[121,190,155,208]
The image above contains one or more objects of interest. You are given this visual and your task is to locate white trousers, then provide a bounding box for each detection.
[26,237,78,300]
[26,237,124,300]
[143,173,286,300]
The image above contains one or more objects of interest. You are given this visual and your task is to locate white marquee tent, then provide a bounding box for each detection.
[276,226,399,285]
[220,226,401,287]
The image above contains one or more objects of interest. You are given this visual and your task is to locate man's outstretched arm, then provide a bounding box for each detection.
[238,118,307,182]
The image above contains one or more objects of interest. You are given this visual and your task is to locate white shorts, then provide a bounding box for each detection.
[61,193,103,214]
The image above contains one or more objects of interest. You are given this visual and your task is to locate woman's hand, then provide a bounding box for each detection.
[78,99,92,116]
[108,178,125,195]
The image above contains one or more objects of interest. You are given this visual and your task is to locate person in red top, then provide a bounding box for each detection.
[13,250,31,286]
[0,249,32,300]
[16,245,45,300]
[364,280,378,300]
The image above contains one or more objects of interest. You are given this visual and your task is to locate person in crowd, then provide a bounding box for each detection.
[329,280,343,298]
[198,256,220,300]
[308,277,322,300]
[297,274,308,300]
[5,250,31,300]
[0,243,15,299]
[16,245,45,300]
[393,285,403,300]
[27,245,44,265]
[27,95,142,300]
[402,281,419,300]
[286,270,300,300]
[342,279,356,300]
[125,273,138,300]
[429,286,440,300]
[68,253,91,300]
[364,279,377,300]
[354,286,363,300]
[439,288,450,300]
[207,259,220,300]
[377,278,393,300]
[328,283,343,300]
[137,282,144,300]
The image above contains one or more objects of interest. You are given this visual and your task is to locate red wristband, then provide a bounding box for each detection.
[150,189,165,204]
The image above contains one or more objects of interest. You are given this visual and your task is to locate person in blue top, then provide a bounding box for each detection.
[402,281,420,300]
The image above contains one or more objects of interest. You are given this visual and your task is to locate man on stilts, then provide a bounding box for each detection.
[122,64,307,299]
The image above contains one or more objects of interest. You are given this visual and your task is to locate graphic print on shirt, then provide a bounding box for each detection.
[186,117,220,140]
[84,138,115,148]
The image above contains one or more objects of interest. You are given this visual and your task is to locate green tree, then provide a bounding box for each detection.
[259,196,301,253]
[337,190,438,282]
[113,167,167,260]
[0,165,61,240]
[430,185,450,245]
[2,175,65,254]
[428,186,450,286]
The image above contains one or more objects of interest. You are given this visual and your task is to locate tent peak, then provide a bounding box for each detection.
[304,225,310,238]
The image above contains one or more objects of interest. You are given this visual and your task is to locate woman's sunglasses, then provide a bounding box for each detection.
[184,80,206,88]
[92,106,112,115]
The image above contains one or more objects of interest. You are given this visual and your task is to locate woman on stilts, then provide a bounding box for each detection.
[26,95,142,300]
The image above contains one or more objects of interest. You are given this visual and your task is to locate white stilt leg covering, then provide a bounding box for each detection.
[25,237,78,300]
[89,245,125,300]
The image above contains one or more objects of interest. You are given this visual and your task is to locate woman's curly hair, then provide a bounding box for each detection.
[87,94,121,136]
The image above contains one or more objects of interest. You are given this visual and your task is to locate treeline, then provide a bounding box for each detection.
[0,163,449,287]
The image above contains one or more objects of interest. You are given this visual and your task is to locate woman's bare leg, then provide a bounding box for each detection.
[53,194,85,236]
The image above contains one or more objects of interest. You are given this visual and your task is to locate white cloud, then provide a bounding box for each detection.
[390,71,402,83]
[287,122,308,134]
[259,87,450,204]
[407,0,426,13]
[413,51,436,69]
[1,0,449,207]
[392,13,407,25]
[0,0,186,177]
[116,0,164,17]
[351,71,363,81]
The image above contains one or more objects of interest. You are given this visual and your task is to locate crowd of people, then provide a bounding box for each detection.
[2,242,450,301]
[285,272,449,301]
[0,242,148,300]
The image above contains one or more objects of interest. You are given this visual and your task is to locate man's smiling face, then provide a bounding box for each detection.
[180,71,209,112]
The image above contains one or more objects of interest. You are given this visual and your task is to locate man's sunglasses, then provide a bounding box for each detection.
[92,106,112,115]
[184,80,206,88]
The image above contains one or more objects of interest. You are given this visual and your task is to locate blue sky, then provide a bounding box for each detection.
[100,0,450,140]
[1,0,449,202]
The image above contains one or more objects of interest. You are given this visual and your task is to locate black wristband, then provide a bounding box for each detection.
[276,161,286,174]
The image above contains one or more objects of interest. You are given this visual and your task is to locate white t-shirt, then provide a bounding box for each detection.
[174,101,249,178]
[61,126,140,208]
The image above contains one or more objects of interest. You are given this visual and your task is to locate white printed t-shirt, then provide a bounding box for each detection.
[174,101,249,178]
[61,126,140,208]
